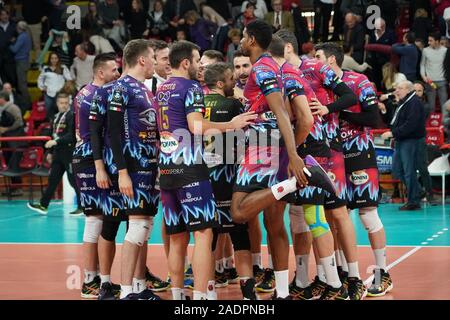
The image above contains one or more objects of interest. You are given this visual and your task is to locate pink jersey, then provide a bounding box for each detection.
[340,71,378,141]
[244,53,282,130]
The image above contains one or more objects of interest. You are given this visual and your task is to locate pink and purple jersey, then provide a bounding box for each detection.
[244,53,282,130]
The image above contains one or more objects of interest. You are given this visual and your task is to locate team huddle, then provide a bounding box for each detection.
[71,20,393,301]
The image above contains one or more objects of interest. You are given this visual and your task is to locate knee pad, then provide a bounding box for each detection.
[303,205,330,239]
[359,207,383,234]
[124,219,151,246]
[101,220,121,242]
[289,205,310,234]
[229,229,251,252]
[83,216,103,243]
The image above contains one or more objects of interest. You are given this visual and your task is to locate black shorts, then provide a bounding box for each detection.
[72,157,102,216]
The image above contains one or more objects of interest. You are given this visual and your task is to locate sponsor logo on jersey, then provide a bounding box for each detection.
[160,132,178,153]
[350,170,369,185]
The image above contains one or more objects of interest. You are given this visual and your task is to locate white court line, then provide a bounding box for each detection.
[363,246,422,286]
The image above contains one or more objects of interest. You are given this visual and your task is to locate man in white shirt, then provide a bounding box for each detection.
[241,0,268,20]
[144,40,171,94]
[70,43,95,90]
[420,32,448,113]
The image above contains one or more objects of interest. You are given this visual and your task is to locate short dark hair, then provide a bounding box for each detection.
[93,53,117,72]
[430,32,441,41]
[275,29,299,54]
[315,42,345,68]
[56,92,69,100]
[233,50,246,60]
[204,62,233,89]
[268,35,285,58]
[0,90,10,101]
[169,40,200,69]
[202,50,224,62]
[149,39,169,53]
[245,20,273,50]
[405,31,416,44]
[123,39,152,68]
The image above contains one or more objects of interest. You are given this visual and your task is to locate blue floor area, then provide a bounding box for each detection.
[0,201,449,246]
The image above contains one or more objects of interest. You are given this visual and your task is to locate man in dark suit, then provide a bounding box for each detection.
[264,0,294,33]
[0,8,16,87]
[164,0,197,39]
[343,12,365,64]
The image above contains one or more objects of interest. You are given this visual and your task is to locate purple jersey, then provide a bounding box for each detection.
[155,77,209,189]
[107,75,158,173]
[73,83,99,159]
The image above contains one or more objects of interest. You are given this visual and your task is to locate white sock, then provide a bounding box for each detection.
[132,278,146,294]
[373,248,387,270]
[274,270,289,298]
[339,250,349,272]
[335,250,342,267]
[215,260,224,273]
[295,255,310,288]
[120,285,133,299]
[321,254,342,289]
[184,256,190,270]
[223,256,234,269]
[317,264,326,283]
[207,280,217,300]
[271,177,298,200]
[193,290,207,300]
[171,287,186,300]
[348,262,360,278]
[84,270,97,284]
[252,253,262,268]
[268,254,273,269]
[100,274,111,285]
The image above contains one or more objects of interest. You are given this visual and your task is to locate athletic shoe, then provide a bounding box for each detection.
[27,202,48,215]
[255,268,275,293]
[310,276,327,299]
[240,278,258,300]
[303,155,337,194]
[319,285,350,300]
[337,266,348,285]
[184,264,193,279]
[215,271,229,288]
[289,282,314,300]
[81,276,100,299]
[121,293,139,300]
[98,282,116,300]
[271,291,293,300]
[367,269,393,297]
[253,265,264,283]
[69,208,84,216]
[184,277,194,290]
[224,267,239,284]
[135,289,162,300]
[145,268,170,292]
[347,277,367,300]
[111,283,121,298]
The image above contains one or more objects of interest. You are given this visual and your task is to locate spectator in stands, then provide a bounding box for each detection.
[38,52,72,120]
[431,0,450,36]
[47,0,66,31]
[176,28,187,41]
[82,1,104,36]
[235,2,258,32]
[206,0,232,23]
[200,2,229,52]
[230,0,244,19]
[411,8,433,44]
[98,0,126,49]
[421,32,448,112]
[144,40,171,95]
[313,0,333,43]
[59,80,77,106]
[200,2,227,26]
[226,28,241,63]
[392,31,419,82]
[0,89,24,196]
[70,43,95,91]
[164,0,197,39]
[184,10,217,52]
[9,21,32,111]
[414,81,433,119]
[241,0,267,20]
[27,92,81,215]
[0,8,16,88]
[381,81,426,210]
[264,0,294,33]
[148,0,169,40]
[368,17,397,89]
[301,41,315,60]
[2,82,22,112]
[343,12,365,64]
[37,30,72,68]
[22,0,47,62]
[342,43,370,73]
[127,0,151,39]
[382,62,407,92]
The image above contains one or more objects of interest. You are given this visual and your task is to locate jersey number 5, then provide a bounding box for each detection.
[160,106,169,130]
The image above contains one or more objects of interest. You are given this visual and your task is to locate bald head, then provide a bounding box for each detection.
[374,18,386,32]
